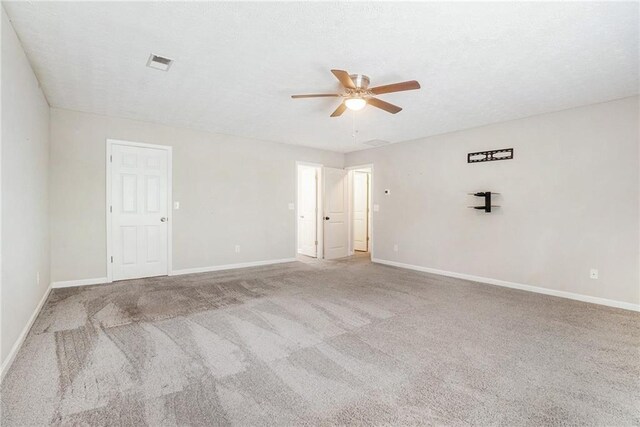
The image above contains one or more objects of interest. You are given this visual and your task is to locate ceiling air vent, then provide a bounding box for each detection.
[146,54,173,71]
[362,139,390,147]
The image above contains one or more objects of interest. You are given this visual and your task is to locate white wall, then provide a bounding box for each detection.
[49,108,343,282]
[346,97,639,307]
[1,7,51,366]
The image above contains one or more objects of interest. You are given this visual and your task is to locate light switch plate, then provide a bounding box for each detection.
[174,201,180,210]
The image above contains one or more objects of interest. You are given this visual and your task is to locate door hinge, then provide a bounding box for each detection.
[110,155,112,163]
[110,256,113,263]
[109,205,112,213]
[315,241,318,245]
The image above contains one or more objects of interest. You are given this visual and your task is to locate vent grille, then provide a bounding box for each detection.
[147,54,173,71]
[362,139,390,147]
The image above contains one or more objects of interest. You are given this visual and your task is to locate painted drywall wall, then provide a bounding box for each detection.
[346,97,639,306]
[49,108,343,282]
[1,7,51,365]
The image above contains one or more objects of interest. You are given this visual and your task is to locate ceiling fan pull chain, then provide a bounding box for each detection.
[352,111,359,143]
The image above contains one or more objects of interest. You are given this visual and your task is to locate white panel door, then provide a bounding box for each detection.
[298,166,317,257]
[323,167,348,259]
[111,144,168,280]
[353,171,369,252]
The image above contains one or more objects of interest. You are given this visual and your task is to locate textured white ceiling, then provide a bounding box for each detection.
[4,1,638,153]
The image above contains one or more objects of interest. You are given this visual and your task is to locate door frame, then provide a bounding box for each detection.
[346,164,374,258]
[295,161,323,259]
[106,138,173,282]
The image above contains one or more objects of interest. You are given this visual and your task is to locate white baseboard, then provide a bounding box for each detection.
[49,258,299,288]
[170,258,297,276]
[372,258,640,312]
[51,277,109,289]
[1,284,52,382]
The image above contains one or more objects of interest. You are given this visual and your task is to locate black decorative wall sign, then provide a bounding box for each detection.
[467,148,513,163]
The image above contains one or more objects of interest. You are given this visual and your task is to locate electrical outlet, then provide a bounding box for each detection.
[393,244,398,252]
[288,202,295,210]
[590,269,598,279]
[235,245,241,253]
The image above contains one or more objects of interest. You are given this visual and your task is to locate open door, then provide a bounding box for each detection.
[323,167,348,259]
[297,165,318,257]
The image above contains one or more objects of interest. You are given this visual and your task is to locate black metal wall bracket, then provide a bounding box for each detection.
[468,192,500,213]
[468,148,513,163]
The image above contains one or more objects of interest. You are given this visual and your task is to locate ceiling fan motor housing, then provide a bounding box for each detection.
[350,74,370,89]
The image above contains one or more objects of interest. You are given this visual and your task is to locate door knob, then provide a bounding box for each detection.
[324,216,330,220]
[160,217,167,222]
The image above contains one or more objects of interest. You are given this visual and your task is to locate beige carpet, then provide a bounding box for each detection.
[2,255,639,426]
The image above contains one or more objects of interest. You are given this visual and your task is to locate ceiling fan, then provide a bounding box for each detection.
[291,69,420,117]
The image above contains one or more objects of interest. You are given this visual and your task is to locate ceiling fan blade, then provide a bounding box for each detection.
[368,97,402,114]
[291,94,341,99]
[331,69,356,89]
[330,103,347,117]
[370,80,420,95]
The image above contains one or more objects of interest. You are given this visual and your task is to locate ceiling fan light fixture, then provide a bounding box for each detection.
[345,97,367,111]
[290,69,420,117]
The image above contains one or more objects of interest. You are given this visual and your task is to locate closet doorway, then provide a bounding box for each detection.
[348,165,373,255]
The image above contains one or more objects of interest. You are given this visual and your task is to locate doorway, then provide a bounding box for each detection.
[352,169,371,252]
[297,163,371,261]
[348,165,373,256]
[297,163,321,258]
[107,139,172,281]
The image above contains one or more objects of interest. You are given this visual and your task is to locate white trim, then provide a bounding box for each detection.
[372,258,640,312]
[170,258,296,276]
[296,161,324,168]
[106,138,170,151]
[106,139,173,283]
[51,257,297,287]
[106,140,111,281]
[1,284,52,382]
[51,277,109,289]
[345,163,374,171]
